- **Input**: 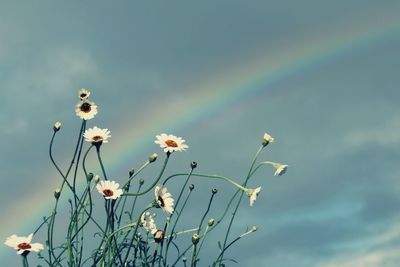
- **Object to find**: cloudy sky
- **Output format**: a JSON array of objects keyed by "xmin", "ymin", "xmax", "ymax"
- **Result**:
[{"xmin": 1, "ymin": 1, "xmax": 400, "ymax": 266}]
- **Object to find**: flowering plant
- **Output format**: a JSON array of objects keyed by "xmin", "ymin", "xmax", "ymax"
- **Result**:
[{"xmin": 5, "ymin": 89, "xmax": 288, "ymax": 267}]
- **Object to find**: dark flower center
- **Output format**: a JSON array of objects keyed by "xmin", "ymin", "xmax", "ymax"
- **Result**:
[
  {"xmin": 103, "ymin": 189, "xmax": 114, "ymax": 197},
  {"xmin": 157, "ymin": 196, "xmax": 165, "ymax": 207},
  {"xmin": 80, "ymin": 102, "xmax": 91, "ymax": 113},
  {"xmin": 165, "ymin": 140, "xmax": 178, "ymax": 147},
  {"xmin": 17, "ymin": 243, "xmax": 31, "ymax": 250},
  {"xmin": 92, "ymin": 135, "xmax": 103, "ymax": 142},
  {"xmin": 80, "ymin": 93, "xmax": 87, "ymax": 98}
]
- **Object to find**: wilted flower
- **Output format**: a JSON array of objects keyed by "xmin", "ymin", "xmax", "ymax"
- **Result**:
[
  {"xmin": 96, "ymin": 180, "xmax": 123, "ymax": 200},
  {"xmin": 79, "ymin": 88, "xmax": 91, "ymax": 100},
  {"xmin": 141, "ymin": 212, "xmax": 157, "ymax": 235},
  {"xmin": 155, "ymin": 133, "xmax": 188, "ymax": 153},
  {"xmin": 153, "ymin": 230, "xmax": 164, "ymax": 243},
  {"xmin": 75, "ymin": 100, "xmax": 98, "ymax": 120},
  {"xmin": 246, "ymin": 187, "xmax": 262, "ymax": 207},
  {"xmin": 273, "ymin": 163, "xmax": 288, "ymax": 176},
  {"xmin": 83, "ymin": 127, "xmax": 111, "ymax": 144},
  {"xmin": 4, "ymin": 234, "xmax": 44, "ymax": 255},
  {"xmin": 154, "ymin": 185, "xmax": 174, "ymax": 214},
  {"xmin": 262, "ymin": 132, "xmax": 274, "ymax": 146}
]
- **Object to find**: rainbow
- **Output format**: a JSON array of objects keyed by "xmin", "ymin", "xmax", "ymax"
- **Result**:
[{"xmin": 2, "ymin": 12, "xmax": 400, "ymax": 260}]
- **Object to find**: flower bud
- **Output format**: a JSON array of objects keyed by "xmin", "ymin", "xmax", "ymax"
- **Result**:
[
  {"xmin": 189, "ymin": 184, "xmax": 195, "ymax": 191},
  {"xmin": 207, "ymin": 218, "xmax": 215, "ymax": 227},
  {"xmin": 53, "ymin": 121, "xmax": 61, "ymax": 132},
  {"xmin": 87, "ymin": 172, "xmax": 94, "ymax": 182},
  {"xmin": 153, "ymin": 230, "xmax": 164, "ymax": 243},
  {"xmin": 94, "ymin": 175, "xmax": 100, "ymax": 183},
  {"xmin": 190, "ymin": 161, "xmax": 197, "ymax": 169},
  {"xmin": 192, "ymin": 233, "xmax": 200, "ymax": 245},
  {"xmin": 139, "ymin": 178, "xmax": 144, "ymax": 185},
  {"xmin": 251, "ymin": 226, "xmax": 257, "ymax": 232},
  {"xmin": 182, "ymin": 257, "xmax": 187, "ymax": 263},
  {"xmin": 54, "ymin": 188, "xmax": 61, "ymax": 199},
  {"xmin": 149, "ymin": 153, "xmax": 158, "ymax": 163},
  {"xmin": 212, "ymin": 188, "xmax": 218, "ymax": 194},
  {"xmin": 129, "ymin": 168, "xmax": 135, "ymax": 177}
]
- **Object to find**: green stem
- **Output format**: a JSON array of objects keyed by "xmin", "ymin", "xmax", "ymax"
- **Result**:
[
  {"xmin": 123, "ymin": 154, "xmax": 170, "ymax": 197},
  {"xmin": 96, "ymin": 145, "xmax": 108, "ymax": 180},
  {"xmin": 162, "ymin": 170, "xmax": 193, "ymax": 266},
  {"xmin": 21, "ymin": 255, "xmax": 29, "ymax": 267},
  {"xmin": 218, "ymin": 145, "xmax": 264, "ymax": 266}
]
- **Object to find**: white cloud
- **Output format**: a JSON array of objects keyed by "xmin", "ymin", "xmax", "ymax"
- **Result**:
[{"xmin": 315, "ymin": 223, "xmax": 400, "ymax": 267}]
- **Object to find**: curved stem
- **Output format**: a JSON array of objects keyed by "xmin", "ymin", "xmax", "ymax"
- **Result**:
[{"xmin": 123, "ymin": 154, "xmax": 170, "ymax": 197}]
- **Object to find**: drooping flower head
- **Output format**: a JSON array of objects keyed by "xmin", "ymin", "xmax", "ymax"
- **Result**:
[
  {"xmin": 83, "ymin": 127, "xmax": 111, "ymax": 145},
  {"xmin": 155, "ymin": 134, "xmax": 188, "ymax": 153},
  {"xmin": 247, "ymin": 186, "xmax": 262, "ymax": 207},
  {"xmin": 75, "ymin": 100, "xmax": 98, "ymax": 120},
  {"xmin": 96, "ymin": 180, "xmax": 123, "ymax": 200},
  {"xmin": 141, "ymin": 212, "xmax": 157, "ymax": 235},
  {"xmin": 262, "ymin": 132, "xmax": 274, "ymax": 146},
  {"xmin": 4, "ymin": 234, "xmax": 44, "ymax": 256},
  {"xmin": 273, "ymin": 163, "xmax": 288, "ymax": 176},
  {"xmin": 154, "ymin": 185, "xmax": 174, "ymax": 214},
  {"xmin": 79, "ymin": 88, "xmax": 91, "ymax": 100}
]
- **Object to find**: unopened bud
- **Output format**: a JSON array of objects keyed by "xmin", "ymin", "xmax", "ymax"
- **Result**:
[
  {"xmin": 190, "ymin": 161, "xmax": 197, "ymax": 169},
  {"xmin": 212, "ymin": 188, "xmax": 218, "ymax": 194},
  {"xmin": 94, "ymin": 175, "xmax": 100, "ymax": 183},
  {"xmin": 153, "ymin": 230, "xmax": 164, "ymax": 243},
  {"xmin": 139, "ymin": 178, "xmax": 144, "ymax": 185},
  {"xmin": 53, "ymin": 121, "xmax": 61, "ymax": 132},
  {"xmin": 54, "ymin": 188, "xmax": 61, "ymax": 199},
  {"xmin": 207, "ymin": 218, "xmax": 215, "ymax": 227},
  {"xmin": 189, "ymin": 184, "xmax": 195, "ymax": 191},
  {"xmin": 129, "ymin": 168, "xmax": 135, "ymax": 177},
  {"xmin": 192, "ymin": 233, "xmax": 200, "ymax": 245},
  {"xmin": 149, "ymin": 153, "xmax": 158, "ymax": 163},
  {"xmin": 87, "ymin": 172, "xmax": 94, "ymax": 182},
  {"xmin": 182, "ymin": 257, "xmax": 187, "ymax": 263},
  {"xmin": 251, "ymin": 226, "xmax": 257, "ymax": 232}
]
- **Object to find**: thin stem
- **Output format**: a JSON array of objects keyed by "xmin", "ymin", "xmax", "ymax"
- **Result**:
[
  {"xmin": 123, "ymin": 154, "xmax": 170, "ymax": 197},
  {"xmin": 218, "ymin": 145, "xmax": 264, "ymax": 266},
  {"xmin": 96, "ymin": 145, "xmax": 108, "ymax": 180}
]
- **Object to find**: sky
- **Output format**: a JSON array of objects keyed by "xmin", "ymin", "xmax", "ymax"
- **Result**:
[{"xmin": 1, "ymin": 1, "xmax": 400, "ymax": 266}]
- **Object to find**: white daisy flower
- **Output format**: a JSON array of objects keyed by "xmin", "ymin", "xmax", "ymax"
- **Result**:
[
  {"xmin": 83, "ymin": 127, "xmax": 111, "ymax": 144},
  {"xmin": 4, "ymin": 233, "xmax": 44, "ymax": 255},
  {"xmin": 246, "ymin": 186, "xmax": 262, "ymax": 207},
  {"xmin": 79, "ymin": 88, "xmax": 91, "ymax": 100},
  {"xmin": 75, "ymin": 100, "xmax": 98, "ymax": 120},
  {"xmin": 141, "ymin": 212, "xmax": 157, "ymax": 235},
  {"xmin": 155, "ymin": 134, "xmax": 188, "ymax": 153},
  {"xmin": 96, "ymin": 180, "xmax": 123, "ymax": 200},
  {"xmin": 154, "ymin": 185, "xmax": 174, "ymax": 214},
  {"xmin": 273, "ymin": 163, "xmax": 288, "ymax": 176}
]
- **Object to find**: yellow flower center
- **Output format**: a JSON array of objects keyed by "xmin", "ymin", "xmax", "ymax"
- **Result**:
[{"xmin": 165, "ymin": 140, "xmax": 178, "ymax": 147}]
